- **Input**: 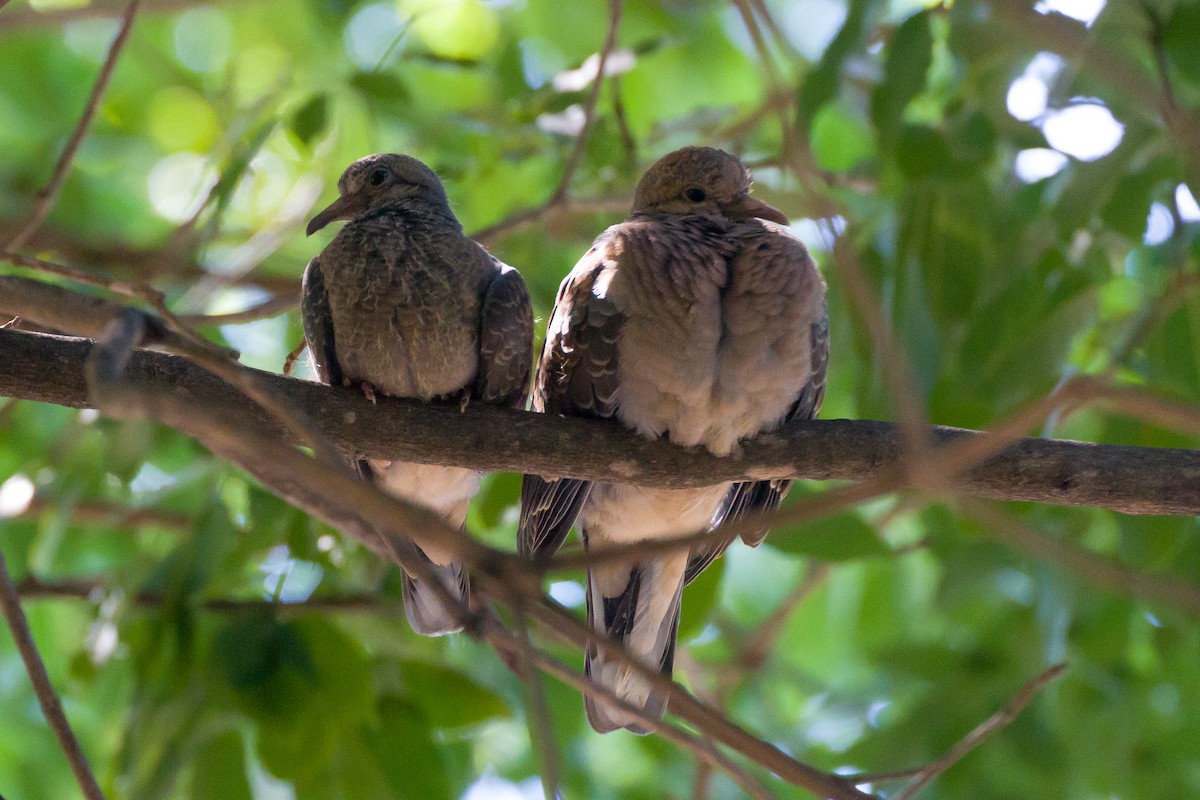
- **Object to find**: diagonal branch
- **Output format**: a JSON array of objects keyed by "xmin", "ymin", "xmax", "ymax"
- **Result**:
[
  {"xmin": 6, "ymin": 0, "xmax": 142, "ymax": 252},
  {"xmin": 892, "ymin": 663, "xmax": 1067, "ymax": 800},
  {"xmin": 73, "ymin": 314, "xmax": 864, "ymax": 799},
  {"xmin": 0, "ymin": 549, "xmax": 106, "ymax": 800},
  {"xmin": 962, "ymin": 500, "xmax": 1200, "ymax": 615},
  {"xmin": 471, "ymin": 0, "xmax": 624, "ymax": 244}
]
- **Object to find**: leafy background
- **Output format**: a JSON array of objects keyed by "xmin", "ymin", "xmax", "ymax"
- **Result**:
[{"xmin": 1, "ymin": 0, "xmax": 1199, "ymax": 797}]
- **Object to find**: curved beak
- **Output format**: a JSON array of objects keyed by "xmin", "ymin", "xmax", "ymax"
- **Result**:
[
  {"xmin": 723, "ymin": 194, "xmax": 789, "ymax": 226},
  {"xmin": 306, "ymin": 194, "xmax": 360, "ymax": 236}
]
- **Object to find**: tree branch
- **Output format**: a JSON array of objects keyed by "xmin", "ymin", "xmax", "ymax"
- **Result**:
[
  {"xmin": 15, "ymin": 575, "xmax": 390, "ymax": 612},
  {"xmin": 0, "ymin": 550, "xmax": 106, "ymax": 800},
  {"xmin": 1, "ymin": 328, "xmax": 1197, "ymax": 515},
  {"xmin": 70, "ymin": 314, "xmax": 866, "ymax": 799},
  {"xmin": 6, "ymin": 0, "xmax": 141, "ymax": 253},
  {"xmin": 892, "ymin": 663, "xmax": 1067, "ymax": 800}
]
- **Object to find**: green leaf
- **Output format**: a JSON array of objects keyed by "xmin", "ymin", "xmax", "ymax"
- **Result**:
[
  {"xmin": 768, "ymin": 511, "xmax": 889, "ymax": 561},
  {"xmin": 871, "ymin": 10, "xmax": 933, "ymax": 150},
  {"xmin": 385, "ymin": 659, "xmax": 508, "ymax": 730},
  {"xmin": 215, "ymin": 615, "xmax": 376, "ymax": 782},
  {"xmin": 1165, "ymin": 3, "xmax": 1200, "ymax": 88},
  {"xmin": 679, "ymin": 556, "xmax": 725, "ymax": 641},
  {"xmin": 811, "ymin": 103, "xmax": 875, "ymax": 172},
  {"xmin": 350, "ymin": 72, "xmax": 412, "ymax": 113},
  {"xmin": 798, "ymin": 0, "xmax": 873, "ymax": 128},
  {"xmin": 191, "ymin": 731, "xmax": 253, "ymax": 800},
  {"xmin": 289, "ymin": 93, "xmax": 328, "ymax": 146},
  {"xmin": 363, "ymin": 699, "xmax": 453, "ymax": 800}
]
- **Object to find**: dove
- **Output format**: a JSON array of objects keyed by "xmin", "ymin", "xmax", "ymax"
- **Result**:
[
  {"xmin": 303, "ymin": 153, "xmax": 533, "ymax": 636},
  {"xmin": 519, "ymin": 146, "xmax": 828, "ymax": 733}
]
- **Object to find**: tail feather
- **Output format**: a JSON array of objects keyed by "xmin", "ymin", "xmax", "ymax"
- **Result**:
[
  {"xmin": 584, "ymin": 552, "xmax": 685, "ymax": 734},
  {"xmin": 402, "ymin": 554, "xmax": 470, "ymax": 637}
]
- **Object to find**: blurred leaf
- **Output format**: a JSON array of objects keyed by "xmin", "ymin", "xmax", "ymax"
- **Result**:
[
  {"xmin": 363, "ymin": 698, "xmax": 453, "ymax": 800},
  {"xmin": 191, "ymin": 731, "xmax": 253, "ymax": 800},
  {"xmin": 679, "ymin": 556, "xmax": 725, "ymax": 641},
  {"xmin": 351, "ymin": 72, "xmax": 411, "ymax": 114},
  {"xmin": 1164, "ymin": 4, "xmax": 1200, "ymax": 87},
  {"xmin": 216, "ymin": 614, "xmax": 375, "ymax": 782},
  {"xmin": 768, "ymin": 511, "xmax": 889, "ymax": 561},
  {"xmin": 811, "ymin": 102, "xmax": 875, "ymax": 172},
  {"xmin": 798, "ymin": 0, "xmax": 873, "ymax": 128},
  {"xmin": 289, "ymin": 93, "xmax": 328, "ymax": 146},
  {"xmin": 389, "ymin": 659, "xmax": 508, "ymax": 730},
  {"xmin": 871, "ymin": 10, "xmax": 933, "ymax": 151}
]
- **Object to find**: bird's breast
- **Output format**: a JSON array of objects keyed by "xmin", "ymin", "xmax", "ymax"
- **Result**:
[
  {"xmin": 610, "ymin": 235, "xmax": 820, "ymax": 457},
  {"xmin": 323, "ymin": 241, "xmax": 484, "ymax": 399}
]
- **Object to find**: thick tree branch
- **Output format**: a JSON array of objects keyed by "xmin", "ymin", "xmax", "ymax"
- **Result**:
[
  {"xmin": 1, "ymin": 328, "xmax": 1197, "ymax": 515},
  {"xmin": 72, "ymin": 314, "xmax": 866, "ymax": 800}
]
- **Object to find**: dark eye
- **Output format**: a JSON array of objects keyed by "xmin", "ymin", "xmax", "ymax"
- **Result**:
[
  {"xmin": 368, "ymin": 168, "xmax": 389, "ymax": 186},
  {"xmin": 684, "ymin": 187, "xmax": 707, "ymax": 202}
]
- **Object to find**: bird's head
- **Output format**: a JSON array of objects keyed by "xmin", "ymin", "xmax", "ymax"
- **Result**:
[
  {"xmin": 306, "ymin": 153, "xmax": 452, "ymax": 235},
  {"xmin": 630, "ymin": 146, "xmax": 788, "ymax": 225}
]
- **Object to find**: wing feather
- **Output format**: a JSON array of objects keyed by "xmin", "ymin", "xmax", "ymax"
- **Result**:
[{"xmin": 518, "ymin": 239, "xmax": 625, "ymax": 558}]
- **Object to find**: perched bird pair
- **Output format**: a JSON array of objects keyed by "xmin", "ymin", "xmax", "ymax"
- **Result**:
[{"xmin": 302, "ymin": 147, "xmax": 828, "ymax": 734}]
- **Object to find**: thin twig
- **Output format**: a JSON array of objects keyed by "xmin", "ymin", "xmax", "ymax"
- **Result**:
[
  {"xmin": 831, "ymin": 232, "xmax": 935, "ymax": 484},
  {"xmin": 20, "ymin": 495, "xmax": 192, "ymax": 530},
  {"xmin": 471, "ymin": 195, "xmax": 629, "ymax": 246},
  {"xmin": 0, "ymin": 549, "xmax": 106, "ymax": 800},
  {"xmin": 16, "ymin": 575, "xmax": 389, "ymax": 613},
  {"xmin": 892, "ymin": 663, "xmax": 1068, "ymax": 800},
  {"xmin": 733, "ymin": 562, "xmax": 832, "ymax": 672},
  {"xmin": 693, "ymin": 760, "xmax": 714, "ymax": 800},
  {"xmin": 484, "ymin": 624, "xmax": 779, "ymax": 800},
  {"xmin": 523, "ymin": 598, "xmax": 874, "ymax": 799},
  {"xmin": 283, "ymin": 338, "xmax": 308, "ymax": 376},
  {"xmin": 513, "ymin": 606, "xmax": 561, "ymax": 800},
  {"xmin": 470, "ymin": 0, "xmax": 624, "ymax": 245},
  {"xmin": 962, "ymin": 499, "xmax": 1200, "ymax": 615},
  {"xmin": 550, "ymin": 0, "xmax": 623, "ymax": 204},
  {"xmin": 6, "ymin": 0, "xmax": 142, "ymax": 252},
  {"xmin": 179, "ymin": 293, "xmax": 297, "ymax": 326}
]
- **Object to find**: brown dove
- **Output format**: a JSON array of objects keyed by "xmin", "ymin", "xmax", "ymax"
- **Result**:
[
  {"xmin": 303, "ymin": 153, "xmax": 533, "ymax": 636},
  {"xmin": 519, "ymin": 146, "xmax": 828, "ymax": 733}
]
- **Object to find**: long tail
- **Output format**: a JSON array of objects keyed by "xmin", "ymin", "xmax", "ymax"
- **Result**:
[
  {"xmin": 358, "ymin": 459, "xmax": 475, "ymax": 637},
  {"xmin": 584, "ymin": 543, "xmax": 686, "ymax": 734},
  {"xmin": 401, "ymin": 551, "xmax": 470, "ymax": 636}
]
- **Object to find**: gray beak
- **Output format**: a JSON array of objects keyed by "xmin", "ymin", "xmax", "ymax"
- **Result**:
[
  {"xmin": 723, "ymin": 194, "xmax": 789, "ymax": 226},
  {"xmin": 306, "ymin": 194, "xmax": 361, "ymax": 236}
]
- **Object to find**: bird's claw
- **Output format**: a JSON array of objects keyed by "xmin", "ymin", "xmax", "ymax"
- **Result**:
[
  {"xmin": 360, "ymin": 381, "xmax": 379, "ymax": 404},
  {"xmin": 458, "ymin": 389, "xmax": 471, "ymax": 413}
]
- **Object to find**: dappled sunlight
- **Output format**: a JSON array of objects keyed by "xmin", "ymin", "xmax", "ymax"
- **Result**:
[
  {"xmin": 1015, "ymin": 148, "xmax": 1068, "ymax": 182},
  {"xmin": 1, "ymin": 0, "xmax": 1199, "ymax": 797},
  {"xmin": 1036, "ymin": 0, "xmax": 1106, "ymax": 26},
  {"xmin": 1041, "ymin": 101, "xmax": 1125, "ymax": 161},
  {"xmin": 0, "ymin": 474, "xmax": 34, "ymax": 519}
]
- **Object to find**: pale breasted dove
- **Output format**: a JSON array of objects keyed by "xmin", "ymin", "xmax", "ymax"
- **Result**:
[
  {"xmin": 303, "ymin": 153, "xmax": 533, "ymax": 636},
  {"xmin": 519, "ymin": 146, "xmax": 828, "ymax": 733}
]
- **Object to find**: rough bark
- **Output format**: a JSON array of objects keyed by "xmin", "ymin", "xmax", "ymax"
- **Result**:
[{"xmin": 2, "ymin": 328, "xmax": 1197, "ymax": 515}]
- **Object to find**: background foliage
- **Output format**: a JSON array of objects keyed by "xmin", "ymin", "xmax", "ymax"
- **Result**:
[{"xmin": 1, "ymin": 0, "xmax": 1199, "ymax": 797}]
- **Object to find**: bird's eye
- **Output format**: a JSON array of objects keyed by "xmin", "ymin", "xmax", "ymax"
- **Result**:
[
  {"xmin": 684, "ymin": 187, "xmax": 707, "ymax": 202},
  {"xmin": 368, "ymin": 168, "xmax": 389, "ymax": 186}
]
